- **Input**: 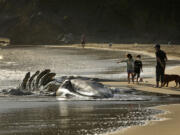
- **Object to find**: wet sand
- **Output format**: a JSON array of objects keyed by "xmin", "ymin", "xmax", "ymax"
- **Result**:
[
  {"xmin": 102, "ymin": 66, "xmax": 180, "ymax": 95},
  {"xmin": 89, "ymin": 44, "xmax": 180, "ymax": 135},
  {"xmin": 47, "ymin": 44, "xmax": 180, "ymax": 135},
  {"xmin": 104, "ymin": 66, "xmax": 180, "ymax": 135},
  {"xmin": 2, "ymin": 44, "xmax": 180, "ymax": 135},
  {"xmin": 67, "ymin": 43, "xmax": 180, "ymax": 95},
  {"xmin": 109, "ymin": 104, "xmax": 180, "ymax": 135}
]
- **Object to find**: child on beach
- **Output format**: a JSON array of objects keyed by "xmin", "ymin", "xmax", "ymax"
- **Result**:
[
  {"xmin": 134, "ymin": 55, "xmax": 143, "ymax": 83},
  {"xmin": 117, "ymin": 54, "xmax": 134, "ymax": 84}
]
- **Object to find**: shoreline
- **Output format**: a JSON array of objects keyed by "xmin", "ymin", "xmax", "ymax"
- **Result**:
[
  {"xmin": 105, "ymin": 65, "xmax": 180, "ymax": 135},
  {"xmin": 80, "ymin": 44, "xmax": 180, "ymax": 135},
  {"xmin": 47, "ymin": 44, "xmax": 180, "ymax": 135},
  {"xmin": 2, "ymin": 44, "xmax": 180, "ymax": 135},
  {"xmin": 52, "ymin": 44, "xmax": 180, "ymax": 135},
  {"xmin": 109, "ymin": 104, "xmax": 180, "ymax": 135},
  {"xmin": 44, "ymin": 43, "xmax": 180, "ymax": 60}
]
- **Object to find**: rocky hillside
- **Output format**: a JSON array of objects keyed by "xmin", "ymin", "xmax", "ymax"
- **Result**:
[{"xmin": 0, "ymin": 0, "xmax": 180, "ymax": 44}]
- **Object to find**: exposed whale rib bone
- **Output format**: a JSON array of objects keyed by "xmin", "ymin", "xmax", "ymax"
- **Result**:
[
  {"xmin": 20, "ymin": 72, "xmax": 30, "ymax": 90},
  {"xmin": 35, "ymin": 69, "xmax": 50, "ymax": 89},
  {"xmin": 40, "ymin": 72, "xmax": 56, "ymax": 86},
  {"xmin": 4, "ymin": 70, "xmax": 113, "ymax": 98},
  {"xmin": 28, "ymin": 70, "xmax": 40, "ymax": 90}
]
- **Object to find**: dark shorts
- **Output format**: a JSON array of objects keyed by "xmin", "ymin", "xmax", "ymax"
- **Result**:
[
  {"xmin": 134, "ymin": 69, "xmax": 140, "ymax": 74},
  {"xmin": 134, "ymin": 69, "xmax": 140, "ymax": 77},
  {"xmin": 127, "ymin": 69, "xmax": 134, "ymax": 74}
]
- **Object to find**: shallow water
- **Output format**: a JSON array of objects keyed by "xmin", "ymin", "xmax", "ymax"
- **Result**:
[
  {"xmin": 1, "ymin": 96, "xmax": 180, "ymax": 135},
  {"xmin": 1, "ymin": 46, "xmax": 179, "ymax": 89},
  {"xmin": 0, "ymin": 46, "xmax": 157, "ymax": 89},
  {"xmin": 0, "ymin": 46, "xmax": 180, "ymax": 135},
  {"xmin": 0, "ymin": 97, "xmax": 166, "ymax": 135}
]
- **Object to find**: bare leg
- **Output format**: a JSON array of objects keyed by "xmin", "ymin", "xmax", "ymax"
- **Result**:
[
  {"xmin": 136, "ymin": 76, "xmax": 139, "ymax": 83},
  {"xmin": 156, "ymin": 81, "xmax": 159, "ymax": 88},
  {"xmin": 128, "ymin": 73, "xmax": 130, "ymax": 84},
  {"xmin": 161, "ymin": 82, "xmax": 165, "ymax": 87},
  {"xmin": 131, "ymin": 73, "xmax": 134, "ymax": 83},
  {"xmin": 166, "ymin": 82, "xmax": 169, "ymax": 87}
]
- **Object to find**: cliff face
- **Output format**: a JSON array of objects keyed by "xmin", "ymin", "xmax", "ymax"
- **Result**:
[{"xmin": 0, "ymin": 0, "xmax": 180, "ymax": 44}]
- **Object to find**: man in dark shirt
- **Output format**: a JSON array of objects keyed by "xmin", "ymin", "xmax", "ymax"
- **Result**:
[{"xmin": 154, "ymin": 44, "xmax": 168, "ymax": 87}]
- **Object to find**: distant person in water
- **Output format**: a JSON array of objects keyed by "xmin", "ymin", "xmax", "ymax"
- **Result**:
[
  {"xmin": 134, "ymin": 55, "xmax": 143, "ymax": 83},
  {"xmin": 117, "ymin": 54, "xmax": 134, "ymax": 84},
  {"xmin": 81, "ymin": 34, "xmax": 86, "ymax": 48},
  {"xmin": 154, "ymin": 44, "xmax": 168, "ymax": 88}
]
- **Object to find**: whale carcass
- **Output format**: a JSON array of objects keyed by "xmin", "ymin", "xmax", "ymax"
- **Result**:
[
  {"xmin": 56, "ymin": 79, "xmax": 113, "ymax": 99},
  {"xmin": 0, "ymin": 69, "xmax": 113, "ymax": 99}
]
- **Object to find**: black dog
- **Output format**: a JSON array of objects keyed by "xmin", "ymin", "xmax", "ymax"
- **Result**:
[
  {"xmin": 175, "ymin": 75, "xmax": 180, "ymax": 87},
  {"xmin": 162, "ymin": 74, "xmax": 180, "ymax": 87}
]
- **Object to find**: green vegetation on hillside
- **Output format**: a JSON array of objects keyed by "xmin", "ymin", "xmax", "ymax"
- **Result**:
[{"xmin": 0, "ymin": 0, "xmax": 180, "ymax": 44}]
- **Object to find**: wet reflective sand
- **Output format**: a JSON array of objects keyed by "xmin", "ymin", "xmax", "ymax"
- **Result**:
[
  {"xmin": 0, "ymin": 46, "xmax": 180, "ymax": 135},
  {"xmin": 0, "ymin": 97, "xmax": 166, "ymax": 135},
  {"xmin": 1, "ymin": 96, "xmax": 180, "ymax": 135},
  {"xmin": 0, "ymin": 46, "xmax": 158, "ymax": 89}
]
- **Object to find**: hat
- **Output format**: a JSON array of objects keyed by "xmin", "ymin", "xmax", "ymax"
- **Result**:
[{"xmin": 154, "ymin": 44, "xmax": 160, "ymax": 48}]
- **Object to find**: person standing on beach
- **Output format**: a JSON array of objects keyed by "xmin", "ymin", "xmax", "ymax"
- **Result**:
[
  {"xmin": 154, "ymin": 44, "xmax": 168, "ymax": 88},
  {"xmin": 81, "ymin": 34, "xmax": 86, "ymax": 48},
  {"xmin": 134, "ymin": 55, "xmax": 143, "ymax": 83},
  {"xmin": 117, "ymin": 54, "xmax": 134, "ymax": 84}
]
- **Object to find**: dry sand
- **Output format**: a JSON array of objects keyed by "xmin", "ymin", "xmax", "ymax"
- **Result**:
[{"xmin": 72, "ymin": 43, "xmax": 180, "ymax": 60}]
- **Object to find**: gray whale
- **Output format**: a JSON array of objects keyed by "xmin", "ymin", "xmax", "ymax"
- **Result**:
[
  {"xmin": 0, "ymin": 70, "xmax": 165, "ymax": 102},
  {"xmin": 1, "ymin": 70, "xmax": 113, "ymax": 99},
  {"xmin": 56, "ymin": 79, "xmax": 113, "ymax": 99}
]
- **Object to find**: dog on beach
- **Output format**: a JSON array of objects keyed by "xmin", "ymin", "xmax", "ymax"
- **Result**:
[
  {"xmin": 162, "ymin": 74, "xmax": 180, "ymax": 87},
  {"xmin": 175, "ymin": 75, "xmax": 180, "ymax": 87}
]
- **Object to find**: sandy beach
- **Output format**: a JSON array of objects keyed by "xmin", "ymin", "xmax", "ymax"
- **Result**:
[
  {"xmin": 106, "ymin": 65, "xmax": 180, "ymax": 135},
  {"xmin": 64, "ymin": 43, "xmax": 180, "ymax": 94},
  {"xmin": 109, "ymin": 104, "xmax": 180, "ymax": 135},
  {"xmin": 2, "ymin": 44, "xmax": 180, "ymax": 135},
  {"xmin": 102, "ymin": 66, "xmax": 180, "ymax": 95},
  {"xmin": 87, "ymin": 44, "xmax": 180, "ymax": 135},
  {"xmin": 57, "ymin": 43, "xmax": 180, "ymax": 135}
]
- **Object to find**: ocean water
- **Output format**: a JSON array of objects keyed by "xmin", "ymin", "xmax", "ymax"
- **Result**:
[
  {"xmin": 0, "ymin": 46, "xmax": 180, "ymax": 135},
  {"xmin": 0, "ymin": 97, "xmax": 165, "ymax": 135},
  {"xmin": 0, "ymin": 46, "xmax": 158, "ymax": 89}
]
